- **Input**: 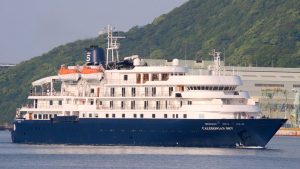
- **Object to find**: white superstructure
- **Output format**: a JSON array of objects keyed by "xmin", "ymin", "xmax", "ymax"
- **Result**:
[{"xmin": 17, "ymin": 26, "xmax": 261, "ymax": 121}]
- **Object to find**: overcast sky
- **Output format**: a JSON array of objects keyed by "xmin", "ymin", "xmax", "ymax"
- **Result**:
[{"xmin": 0, "ymin": 0, "xmax": 186, "ymax": 64}]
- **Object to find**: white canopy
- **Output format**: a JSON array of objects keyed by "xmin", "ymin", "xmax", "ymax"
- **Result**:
[{"xmin": 32, "ymin": 76, "xmax": 59, "ymax": 86}]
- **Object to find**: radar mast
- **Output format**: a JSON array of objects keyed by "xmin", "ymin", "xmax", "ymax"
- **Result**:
[
  {"xmin": 106, "ymin": 25, "xmax": 125, "ymax": 67},
  {"xmin": 209, "ymin": 49, "xmax": 222, "ymax": 76}
]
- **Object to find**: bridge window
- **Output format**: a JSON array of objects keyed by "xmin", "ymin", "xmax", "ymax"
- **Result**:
[
  {"xmin": 162, "ymin": 74, "xmax": 169, "ymax": 81},
  {"xmin": 143, "ymin": 74, "xmax": 149, "ymax": 83},
  {"xmin": 152, "ymin": 73, "xmax": 159, "ymax": 81},
  {"xmin": 136, "ymin": 74, "xmax": 141, "ymax": 84}
]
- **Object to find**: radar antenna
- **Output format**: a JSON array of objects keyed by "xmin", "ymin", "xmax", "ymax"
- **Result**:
[
  {"xmin": 209, "ymin": 49, "xmax": 222, "ymax": 76},
  {"xmin": 106, "ymin": 25, "xmax": 125, "ymax": 67}
]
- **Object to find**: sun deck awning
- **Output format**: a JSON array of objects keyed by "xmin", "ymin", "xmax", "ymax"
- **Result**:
[{"xmin": 32, "ymin": 76, "xmax": 59, "ymax": 86}]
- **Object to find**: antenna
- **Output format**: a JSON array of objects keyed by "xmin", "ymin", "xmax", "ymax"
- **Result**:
[
  {"xmin": 184, "ymin": 43, "xmax": 187, "ymax": 67},
  {"xmin": 105, "ymin": 25, "xmax": 125, "ymax": 67},
  {"xmin": 223, "ymin": 48, "xmax": 226, "ymax": 76},
  {"xmin": 223, "ymin": 48, "xmax": 226, "ymax": 66},
  {"xmin": 209, "ymin": 49, "xmax": 222, "ymax": 76}
]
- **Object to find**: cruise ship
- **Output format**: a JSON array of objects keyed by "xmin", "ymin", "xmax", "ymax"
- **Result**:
[{"xmin": 11, "ymin": 26, "xmax": 286, "ymax": 147}]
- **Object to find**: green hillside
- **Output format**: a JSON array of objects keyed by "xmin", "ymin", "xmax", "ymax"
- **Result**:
[{"xmin": 1, "ymin": 0, "xmax": 300, "ymax": 124}]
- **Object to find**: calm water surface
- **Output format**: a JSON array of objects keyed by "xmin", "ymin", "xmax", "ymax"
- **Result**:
[{"xmin": 0, "ymin": 130, "xmax": 299, "ymax": 169}]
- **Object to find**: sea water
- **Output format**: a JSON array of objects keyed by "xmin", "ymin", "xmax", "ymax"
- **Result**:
[{"xmin": 0, "ymin": 130, "xmax": 299, "ymax": 169}]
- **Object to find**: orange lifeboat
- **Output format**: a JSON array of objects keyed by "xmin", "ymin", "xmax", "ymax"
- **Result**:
[
  {"xmin": 58, "ymin": 65, "xmax": 79, "ymax": 75},
  {"xmin": 81, "ymin": 66, "xmax": 102, "ymax": 74}
]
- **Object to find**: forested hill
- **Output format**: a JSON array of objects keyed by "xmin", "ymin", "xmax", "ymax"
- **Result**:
[
  {"xmin": 120, "ymin": 0, "xmax": 300, "ymax": 67},
  {"xmin": 1, "ymin": 0, "xmax": 300, "ymax": 124}
]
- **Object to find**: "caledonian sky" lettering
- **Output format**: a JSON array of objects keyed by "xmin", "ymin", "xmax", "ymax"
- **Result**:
[{"xmin": 202, "ymin": 126, "xmax": 234, "ymax": 131}]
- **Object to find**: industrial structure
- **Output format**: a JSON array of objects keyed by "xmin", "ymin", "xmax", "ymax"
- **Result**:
[{"xmin": 0, "ymin": 63, "xmax": 15, "ymax": 71}]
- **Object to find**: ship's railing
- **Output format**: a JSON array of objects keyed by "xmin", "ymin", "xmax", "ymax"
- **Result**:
[
  {"xmin": 21, "ymin": 104, "xmax": 62, "ymax": 109},
  {"xmin": 29, "ymin": 92, "xmax": 62, "ymax": 96},
  {"xmin": 96, "ymin": 104, "xmax": 180, "ymax": 110},
  {"xmin": 21, "ymin": 104, "xmax": 34, "ymax": 108},
  {"xmin": 106, "ymin": 79, "xmax": 137, "ymax": 84},
  {"xmin": 102, "ymin": 91, "xmax": 174, "ymax": 98},
  {"xmin": 28, "ymin": 91, "xmax": 174, "ymax": 98},
  {"xmin": 56, "ymin": 91, "xmax": 175, "ymax": 98},
  {"xmin": 105, "ymin": 75, "xmax": 172, "ymax": 84}
]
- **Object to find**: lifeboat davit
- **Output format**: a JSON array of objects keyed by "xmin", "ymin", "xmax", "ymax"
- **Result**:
[
  {"xmin": 58, "ymin": 65, "xmax": 79, "ymax": 75},
  {"xmin": 81, "ymin": 66, "xmax": 102, "ymax": 74}
]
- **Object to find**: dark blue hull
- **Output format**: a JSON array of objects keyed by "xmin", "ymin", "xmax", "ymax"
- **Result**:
[{"xmin": 11, "ymin": 118, "xmax": 286, "ymax": 147}]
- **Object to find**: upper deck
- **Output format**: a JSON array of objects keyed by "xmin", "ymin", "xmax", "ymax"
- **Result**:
[{"xmin": 15, "ymin": 25, "xmax": 261, "ymax": 121}]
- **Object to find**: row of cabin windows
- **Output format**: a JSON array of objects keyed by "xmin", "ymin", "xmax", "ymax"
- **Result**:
[
  {"xmin": 187, "ymin": 86, "xmax": 236, "ymax": 91},
  {"xmin": 107, "ymin": 100, "xmax": 189, "ymax": 109},
  {"xmin": 109, "ymin": 86, "xmax": 184, "ymax": 97},
  {"xmin": 82, "ymin": 113, "xmax": 187, "ymax": 119},
  {"xmin": 33, "ymin": 114, "xmax": 57, "ymax": 120},
  {"xmin": 111, "ymin": 87, "xmax": 156, "ymax": 97},
  {"xmin": 110, "ymin": 88, "xmax": 138, "ymax": 97},
  {"xmin": 124, "ymin": 73, "xmax": 185, "ymax": 84},
  {"xmin": 125, "ymin": 73, "xmax": 171, "ymax": 83},
  {"xmin": 59, "ymin": 99, "xmax": 191, "ymax": 108}
]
